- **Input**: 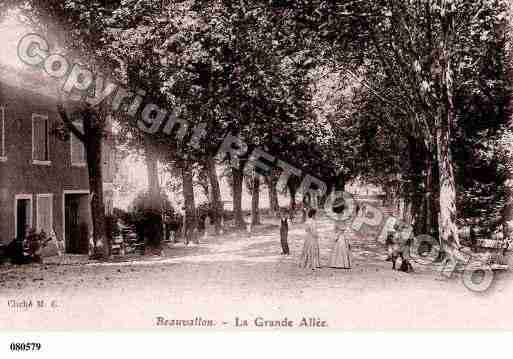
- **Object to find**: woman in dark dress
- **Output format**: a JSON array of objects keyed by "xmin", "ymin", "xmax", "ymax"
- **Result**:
[{"xmin": 280, "ymin": 210, "xmax": 290, "ymax": 255}]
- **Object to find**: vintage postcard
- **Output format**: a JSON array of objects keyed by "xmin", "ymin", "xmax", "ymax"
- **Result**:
[{"xmin": 1, "ymin": 0, "xmax": 513, "ymax": 337}]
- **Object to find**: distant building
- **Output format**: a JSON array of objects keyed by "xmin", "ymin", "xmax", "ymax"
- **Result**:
[{"xmin": 0, "ymin": 78, "xmax": 115, "ymax": 254}]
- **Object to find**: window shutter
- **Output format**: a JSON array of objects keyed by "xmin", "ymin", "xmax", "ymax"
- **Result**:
[
  {"xmin": 71, "ymin": 122, "xmax": 86, "ymax": 165},
  {"xmin": 37, "ymin": 195, "xmax": 53, "ymax": 234},
  {"xmin": 33, "ymin": 116, "xmax": 49, "ymax": 161},
  {"xmin": 72, "ymin": 133, "xmax": 86, "ymax": 164},
  {"xmin": 1, "ymin": 107, "xmax": 5, "ymax": 157}
]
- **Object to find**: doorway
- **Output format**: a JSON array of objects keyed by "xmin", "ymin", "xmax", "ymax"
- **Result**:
[
  {"xmin": 15, "ymin": 195, "xmax": 32, "ymax": 240},
  {"xmin": 64, "ymin": 192, "xmax": 91, "ymax": 254}
]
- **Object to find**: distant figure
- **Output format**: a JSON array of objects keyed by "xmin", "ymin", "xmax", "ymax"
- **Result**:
[
  {"xmin": 4, "ymin": 237, "xmax": 30, "ymax": 264},
  {"xmin": 203, "ymin": 215, "xmax": 210, "ymax": 240},
  {"xmin": 88, "ymin": 230, "xmax": 95, "ymax": 257},
  {"xmin": 301, "ymin": 206, "xmax": 307, "ymax": 223},
  {"xmin": 26, "ymin": 229, "xmax": 43, "ymax": 263},
  {"xmin": 192, "ymin": 227, "xmax": 200, "ymax": 245},
  {"xmin": 328, "ymin": 213, "xmax": 352, "ymax": 269},
  {"xmin": 385, "ymin": 225, "xmax": 413, "ymax": 272},
  {"xmin": 246, "ymin": 213, "xmax": 252, "ymax": 235},
  {"xmin": 289, "ymin": 203, "xmax": 295, "ymax": 222},
  {"xmin": 40, "ymin": 228, "xmax": 61, "ymax": 257},
  {"xmin": 53, "ymin": 229, "xmax": 65, "ymax": 256},
  {"xmin": 360, "ymin": 203, "xmax": 367, "ymax": 217},
  {"xmin": 181, "ymin": 207, "xmax": 188, "ymax": 246},
  {"xmin": 280, "ymin": 210, "xmax": 290, "ymax": 255},
  {"xmin": 299, "ymin": 209, "xmax": 321, "ymax": 270},
  {"xmin": 398, "ymin": 254, "xmax": 414, "ymax": 273},
  {"xmin": 385, "ymin": 230, "xmax": 399, "ymax": 263}
]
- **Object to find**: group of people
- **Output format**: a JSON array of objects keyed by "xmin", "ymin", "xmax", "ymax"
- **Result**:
[
  {"xmin": 279, "ymin": 207, "xmax": 352, "ymax": 270},
  {"xmin": 0, "ymin": 228, "xmax": 63, "ymax": 265}
]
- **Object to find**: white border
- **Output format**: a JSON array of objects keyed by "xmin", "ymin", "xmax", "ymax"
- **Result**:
[
  {"xmin": 1, "ymin": 332, "xmax": 512, "ymax": 359},
  {"xmin": 14, "ymin": 193, "xmax": 33, "ymax": 239},
  {"xmin": 36, "ymin": 193, "xmax": 54, "ymax": 233},
  {"xmin": 32, "ymin": 113, "xmax": 51, "ymax": 166},
  {"xmin": 62, "ymin": 189, "xmax": 90, "ymax": 253},
  {"xmin": 0, "ymin": 105, "xmax": 6, "ymax": 161}
]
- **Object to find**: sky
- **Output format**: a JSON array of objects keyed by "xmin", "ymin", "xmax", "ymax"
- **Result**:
[
  {"xmin": 0, "ymin": 13, "xmax": 30, "ymax": 69},
  {"xmin": 0, "ymin": 13, "xmax": 148, "ymax": 210},
  {"xmin": 0, "ymin": 13, "xmax": 149, "ymax": 210}
]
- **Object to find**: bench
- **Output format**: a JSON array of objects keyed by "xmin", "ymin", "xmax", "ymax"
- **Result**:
[
  {"xmin": 110, "ymin": 235, "xmax": 125, "ymax": 256},
  {"xmin": 459, "ymin": 225, "xmax": 510, "ymax": 270}
]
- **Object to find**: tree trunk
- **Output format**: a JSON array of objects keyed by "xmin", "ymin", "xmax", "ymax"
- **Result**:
[
  {"xmin": 407, "ymin": 136, "xmax": 432, "ymax": 236},
  {"xmin": 402, "ymin": 197, "xmax": 412, "ymax": 224},
  {"xmin": 427, "ymin": 2, "xmax": 459, "ymax": 268},
  {"xmin": 425, "ymin": 154, "xmax": 440, "ymax": 239},
  {"xmin": 144, "ymin": 142, "xmax": 162, "ymax": 253},
  {"xmin": 436, "ymin": 125, "xmax": 460, "ymax": 250},
  {"xmin": 502, "ymin": 145, "xmax": 513, "ymax": 249},
  {"xmin": 398, "ymin": 197, "xmax": 405, "ymax": 219},
  {"xmin": 412, "ymin": 190, "xmax": 426, "ymax": 235},
  {"xmin": 268, "ymin": 181, "xmax": 279, "ymax": 215},
  {"xmin": 436, "ymin": 24, "xmax": 460, "ymax": 251},
  {"xmin": 231, "ymin": 166, "xmax": 246, "ymax": 229},
  {"xmin": 206, "ymin": 157, "xmax": 223, "ymax": 235},
  {"xmin": 502, "ymin": 5, "xmax": 513, "ymax": 253},
  {"xmin": 334, "ymin": 172, "xmax": 346, "ymax": 192},
  {"xmin": 182, "ymin": 162, "xmax": 197, "ymax": 245},
  {"xmin": 85, "ymin": 125, "xmax": 109, "ymax": 259},
  {"xmin": 251, "ymin": 174, "xmax": 261, "ymax": 226},
  {"xmin": 289, "ymin": 186, "xmax": 297, "ymax": 212},
  {"xmin": 383, "ymin": 184, "xmax": 390, "ymax": 207}
]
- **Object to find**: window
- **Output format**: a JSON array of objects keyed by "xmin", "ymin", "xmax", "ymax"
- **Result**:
[
  {"xmin": 32, "ymin": 114, "xmax": 50, "ymax": 165},
  {"xmin": 36, "ymin": 194, "xmax": 53, "ymax": 234},
  {"xmin": 0, "ymin": 106, "xmax": 5, "ymax": 161},
  {"xmin": 70, "ymin": 122, "xmax": 86, "ymax": 166}
]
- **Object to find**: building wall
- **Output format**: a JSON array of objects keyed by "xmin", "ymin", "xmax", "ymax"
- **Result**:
[{"xmin": 0, "ymin": 82, "xmax": 90, "ymax": 244}]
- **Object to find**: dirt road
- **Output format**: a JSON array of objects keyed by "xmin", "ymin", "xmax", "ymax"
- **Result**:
[{"xmin": 1, "ymin": 217, "xmax": 512, "ymax": 329}]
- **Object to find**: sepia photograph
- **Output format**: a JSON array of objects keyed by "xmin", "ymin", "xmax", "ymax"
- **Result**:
[{"xmin": 1, "ymin": 0, "xmax": 513, "ymax": 343}]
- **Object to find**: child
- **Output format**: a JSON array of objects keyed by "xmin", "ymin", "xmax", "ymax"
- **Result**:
[
  {"xmin": 51, "ymin": 229, "xmax": 64, "ymax": 256},
  {"xmin": 280, "ymin": 210, "xmax": 290, "ymax": 255}
]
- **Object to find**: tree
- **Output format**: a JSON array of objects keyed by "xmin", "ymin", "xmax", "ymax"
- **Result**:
[{"xmin": 311, "ymin": 0, "xmax": 505, "ymax": 255}]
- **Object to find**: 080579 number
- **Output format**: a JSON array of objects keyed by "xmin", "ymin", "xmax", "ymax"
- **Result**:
[{"xmin": 10, "ymin": 342, "xmax": 42, "ymax": 351}]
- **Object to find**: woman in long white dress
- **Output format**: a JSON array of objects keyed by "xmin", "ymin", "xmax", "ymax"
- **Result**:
[
  {"xmin": 328, "ymin": 214, "xmax": 352, "ymax": 269},
  {"xmin": 299, "ymin": 209, "xmax": 321, "ymax": 269}
]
